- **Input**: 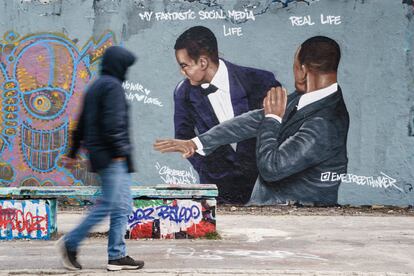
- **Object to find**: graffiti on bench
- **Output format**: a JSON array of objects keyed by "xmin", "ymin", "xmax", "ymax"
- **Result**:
[
  {"xmin": 0, "ymin": 199, "xmax": 53, "ymax": 239},
  {"xmin": 127, "ymin": 199, "xmax": 216, "ymax": 239}
]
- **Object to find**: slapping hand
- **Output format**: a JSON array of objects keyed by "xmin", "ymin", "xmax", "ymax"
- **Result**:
[
  {"xmin": 153, "ymin": 139, "xmax": 197, "ymax": 158},
  {"xmin": 263, "ymin": 86, "xmax": 287, "ymax": 117}
]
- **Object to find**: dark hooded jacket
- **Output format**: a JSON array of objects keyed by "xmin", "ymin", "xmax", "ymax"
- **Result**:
[{"xmin": 69, "ymin": 46, "xmax": 136, "ymax": 173}]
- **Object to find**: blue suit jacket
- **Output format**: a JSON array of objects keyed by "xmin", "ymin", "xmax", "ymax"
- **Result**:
[{"xmin": 173, "ymin": 59, "xmax": 280, "ymax": 183}]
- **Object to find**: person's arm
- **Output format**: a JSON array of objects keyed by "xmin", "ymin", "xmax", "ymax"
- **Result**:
[
  {"xmin": 154, "ymin": 108, "xmax": 265, "ymax": 157},
  {"xmin": 198, "ymin": 85, "xmax": 286, "ymax": 155},
  {"xmin": 154, "ymin": 88, "xmax": 284, "ymax": 157},
  {"xmin": 154, "ymin": 108, "xmax": 264, "ymax": 157},
  {"xmin": 197, "ymin": 108, "xmax": 265, "ymax": 155},
  {"xmin": 101, "ymin": 82, "xmax": 131, "ymax": 157}
]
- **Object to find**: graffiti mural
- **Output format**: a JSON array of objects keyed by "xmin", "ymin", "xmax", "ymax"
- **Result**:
[
  {"xmin": 0, "ymin": 199, "xmax": 55, "ymax": 239},
  {"xmin": 127, "ymin": 199, "xmax": 216, "ymax": 239},
  {"xmin": 0, "ymin": 31, "xmax": 115, "ymax": 187}
]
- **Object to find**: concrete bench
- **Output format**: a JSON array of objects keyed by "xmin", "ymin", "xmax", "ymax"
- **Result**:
[{"xmin": 0, "ymin": 184, "xmax": 217, "ymax": 240}]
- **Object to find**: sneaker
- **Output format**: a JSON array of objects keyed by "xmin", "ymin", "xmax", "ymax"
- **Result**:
[
  {"xmin": 55, "ymin": 236, "xmax": 82, "ymax": 270},
  {"xmin": 107, "ymin": 256, "xmax": 144, "ymax": 271}
]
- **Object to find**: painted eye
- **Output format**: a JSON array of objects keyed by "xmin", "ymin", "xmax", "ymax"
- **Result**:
[
  {"xmin": 23, "ymin": 88, "xmax": 67, "ymax": 119},
  {"xmin": 33, "ymin": 95, "xmax": 51, "ymax": 113}
]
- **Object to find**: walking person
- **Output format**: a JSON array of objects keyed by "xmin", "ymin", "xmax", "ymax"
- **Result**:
[{"xmin": 57, "ymin": 46, "xmax": 144, "ymax": 271}]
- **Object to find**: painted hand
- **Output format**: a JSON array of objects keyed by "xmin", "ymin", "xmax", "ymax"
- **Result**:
[
  {"xmin": 263, "ymin": 86, "xmax": 287, "ymax": 117},
  {"xmin": 153, "ymin": 139, "xmax": 197, "ymax": 158},
  {"xmin": 60, "ymin": 155, "xmax": 77, "ymax": 168}
]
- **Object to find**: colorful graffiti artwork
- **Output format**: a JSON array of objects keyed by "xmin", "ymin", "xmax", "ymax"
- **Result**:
[
  {"xmin": 127, "ymin": 199, "xmax": 216, "ymax": 239},
  {"xmin": 0, "ymin": 199, "xmax": 54, "ymax": 239},
  {"xmin": 0, "ymin": 31, "xmax": 115, "ymax": 187}
]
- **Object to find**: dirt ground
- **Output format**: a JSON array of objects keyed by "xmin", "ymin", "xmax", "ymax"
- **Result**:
[
  {"xmin": 60, "ymin": 204, "xmax": 414, "ymax": 216},
  {"xmin": 217, "ymin": 204, "xmax": 414, "ymax": 216}
]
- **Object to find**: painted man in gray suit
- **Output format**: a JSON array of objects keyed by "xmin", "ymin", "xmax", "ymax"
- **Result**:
[{"xmin": 154, "ymin": 36, "xmax": 349, "ymax": 206}]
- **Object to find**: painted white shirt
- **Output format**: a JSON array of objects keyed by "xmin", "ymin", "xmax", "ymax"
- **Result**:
[
  {"xmin": 200, "ymin": 59, "xmax": 236, "ymax": 151},
  {"xmin": 297, "ymin": 82, "xmax": 338, "ymax": 110}
]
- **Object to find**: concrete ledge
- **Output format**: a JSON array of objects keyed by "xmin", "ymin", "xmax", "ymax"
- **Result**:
[{"xmin": 0, "ymin": 184, "xmax": 218, "ymax": 199}]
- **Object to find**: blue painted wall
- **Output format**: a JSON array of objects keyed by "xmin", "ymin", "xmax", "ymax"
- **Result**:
[{"xmin": 0, "ymin": 0, "xmax": 413, "ymax": 206}]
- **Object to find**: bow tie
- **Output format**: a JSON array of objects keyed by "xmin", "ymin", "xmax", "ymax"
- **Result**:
[{"xmin": 200, "ymin": 84, "xmax": 218, "ymax": 96}]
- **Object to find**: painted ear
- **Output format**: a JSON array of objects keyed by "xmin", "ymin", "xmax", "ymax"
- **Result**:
[
  {"xmin": 300, "ymin": 64, "xmax": 309, "ymax": 84},
  {"xmin": 301, "ymin": 64, "xmax": 308, "ymax": 76},
  {"xmin": 199, "ymin": 56, "xmax": 209, "ymax": 70}
]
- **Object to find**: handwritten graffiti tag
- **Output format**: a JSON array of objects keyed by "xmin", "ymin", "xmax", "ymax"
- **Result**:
[
  {"xmin": 123, "ymin": 80, "xmax": 163, "ymax": 107},
  {"xmin": 127, "ymin": 200, "xmax": 205, "ymax": 238},
  {"xmin": 128, "ymin": 203, "xmax": 201, "ymax": 228},
  {"xmin": 321, "ymin": 172, "xmax": 403, "ymax": 192},
  {"xmin": 155, "ymin": 162, "xmax": 197, "ymax": 184},
  {"xmin": 0, "ymin": 200, "xmax": 49, "ymax": 239}
]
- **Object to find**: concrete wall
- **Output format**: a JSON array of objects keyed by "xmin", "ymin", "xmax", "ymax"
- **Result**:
[{"xmin": 0, "ymin": 0, "xmax": 413, "ymax": 206}]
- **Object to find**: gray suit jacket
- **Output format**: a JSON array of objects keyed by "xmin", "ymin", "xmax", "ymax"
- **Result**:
[{"xmin": 198, "ymin": 88, "xmax": 349, "ymax": 206}]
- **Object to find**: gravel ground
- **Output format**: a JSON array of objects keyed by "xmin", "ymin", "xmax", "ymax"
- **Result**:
[
  {"xmin": 60, "ymin": 204, "xmax": 414, "ymax": 216},
  {"xmin": 217, "ymin": 204, "xmax": 414, "ymax": 216}
]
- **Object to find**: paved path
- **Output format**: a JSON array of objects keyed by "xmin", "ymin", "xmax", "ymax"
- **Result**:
[{"xmin": 0, "ymin": 212, "xmax": 413, "ymax": 275}]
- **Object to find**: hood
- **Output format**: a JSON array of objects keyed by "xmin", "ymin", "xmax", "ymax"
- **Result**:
[{"xmin": 100, "ymin": 46, "xmax": 136, "ymax": 81}]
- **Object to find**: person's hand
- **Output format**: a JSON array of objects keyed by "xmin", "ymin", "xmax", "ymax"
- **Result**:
[
  {"xmin": 60, "ymin": 155, "xmax": 77, "ymax": 168},
  {"xmin": 263, "ymin": 87, "xmax": 287, "ymax": 117},
  {"xmin": 153, "ymin": 139, "xmax": 197, "ymax": 158}
]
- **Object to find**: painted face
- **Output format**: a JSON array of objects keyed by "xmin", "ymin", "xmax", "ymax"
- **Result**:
[
  {"xmin": 293, "ymin": 47, "xmax": 306, "ymax": 93},
  {"xmin": 175, "ymin": 49, "xmax": 206, "ymax": 86}
]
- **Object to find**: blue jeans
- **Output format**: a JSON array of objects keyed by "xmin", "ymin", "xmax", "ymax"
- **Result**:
[{"xmin": 65, "ymin": 160, "xmax": 133, "ymax": 260}]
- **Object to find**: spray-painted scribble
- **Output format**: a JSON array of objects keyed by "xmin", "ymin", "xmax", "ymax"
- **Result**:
[
  {"xmin": 127, "ymin": 199, "xmax": 216, "ymax": 239},
  {"xmin": 321, "ymin": 172, "xmax": 403, "ymax": 192},
  {"xmin": 155, "ymin": 162, "xmax": 197, "ymax": 184},
  {"xmin": 129, "ymin": 202, "xmax": 201, "ymax": 227},
  {"xmin": 0, "ymin": 199, "xmax": 51, "ymax": 239},
  {"xmin": 272, "ymin": 0, "xmax": 320, "ymax": 8},
  {"xmin": 123, "ymin": 80, "xmax": 163, "ymax": 107},
  {"xmin": 0, "ymin": 31, "xmax": 115, "ymax": 187},
  {"xmin": 122, "ymin": 80, "xmax": 151, "ymax": 95}
]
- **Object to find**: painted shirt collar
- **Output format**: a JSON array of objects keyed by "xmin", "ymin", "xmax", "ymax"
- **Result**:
[
  {"xmin": 201, "ymin": 59, "xmax": 229, "ymax": 93},
  {"xmin": 297, "ymin": 83, "xmax": 338, "ymax": 110}
]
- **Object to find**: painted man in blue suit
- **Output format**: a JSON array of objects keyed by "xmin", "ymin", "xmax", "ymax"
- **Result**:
[{"xmin": 173, "ymin": 26, "xmax": 281, "ymax": 204}]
